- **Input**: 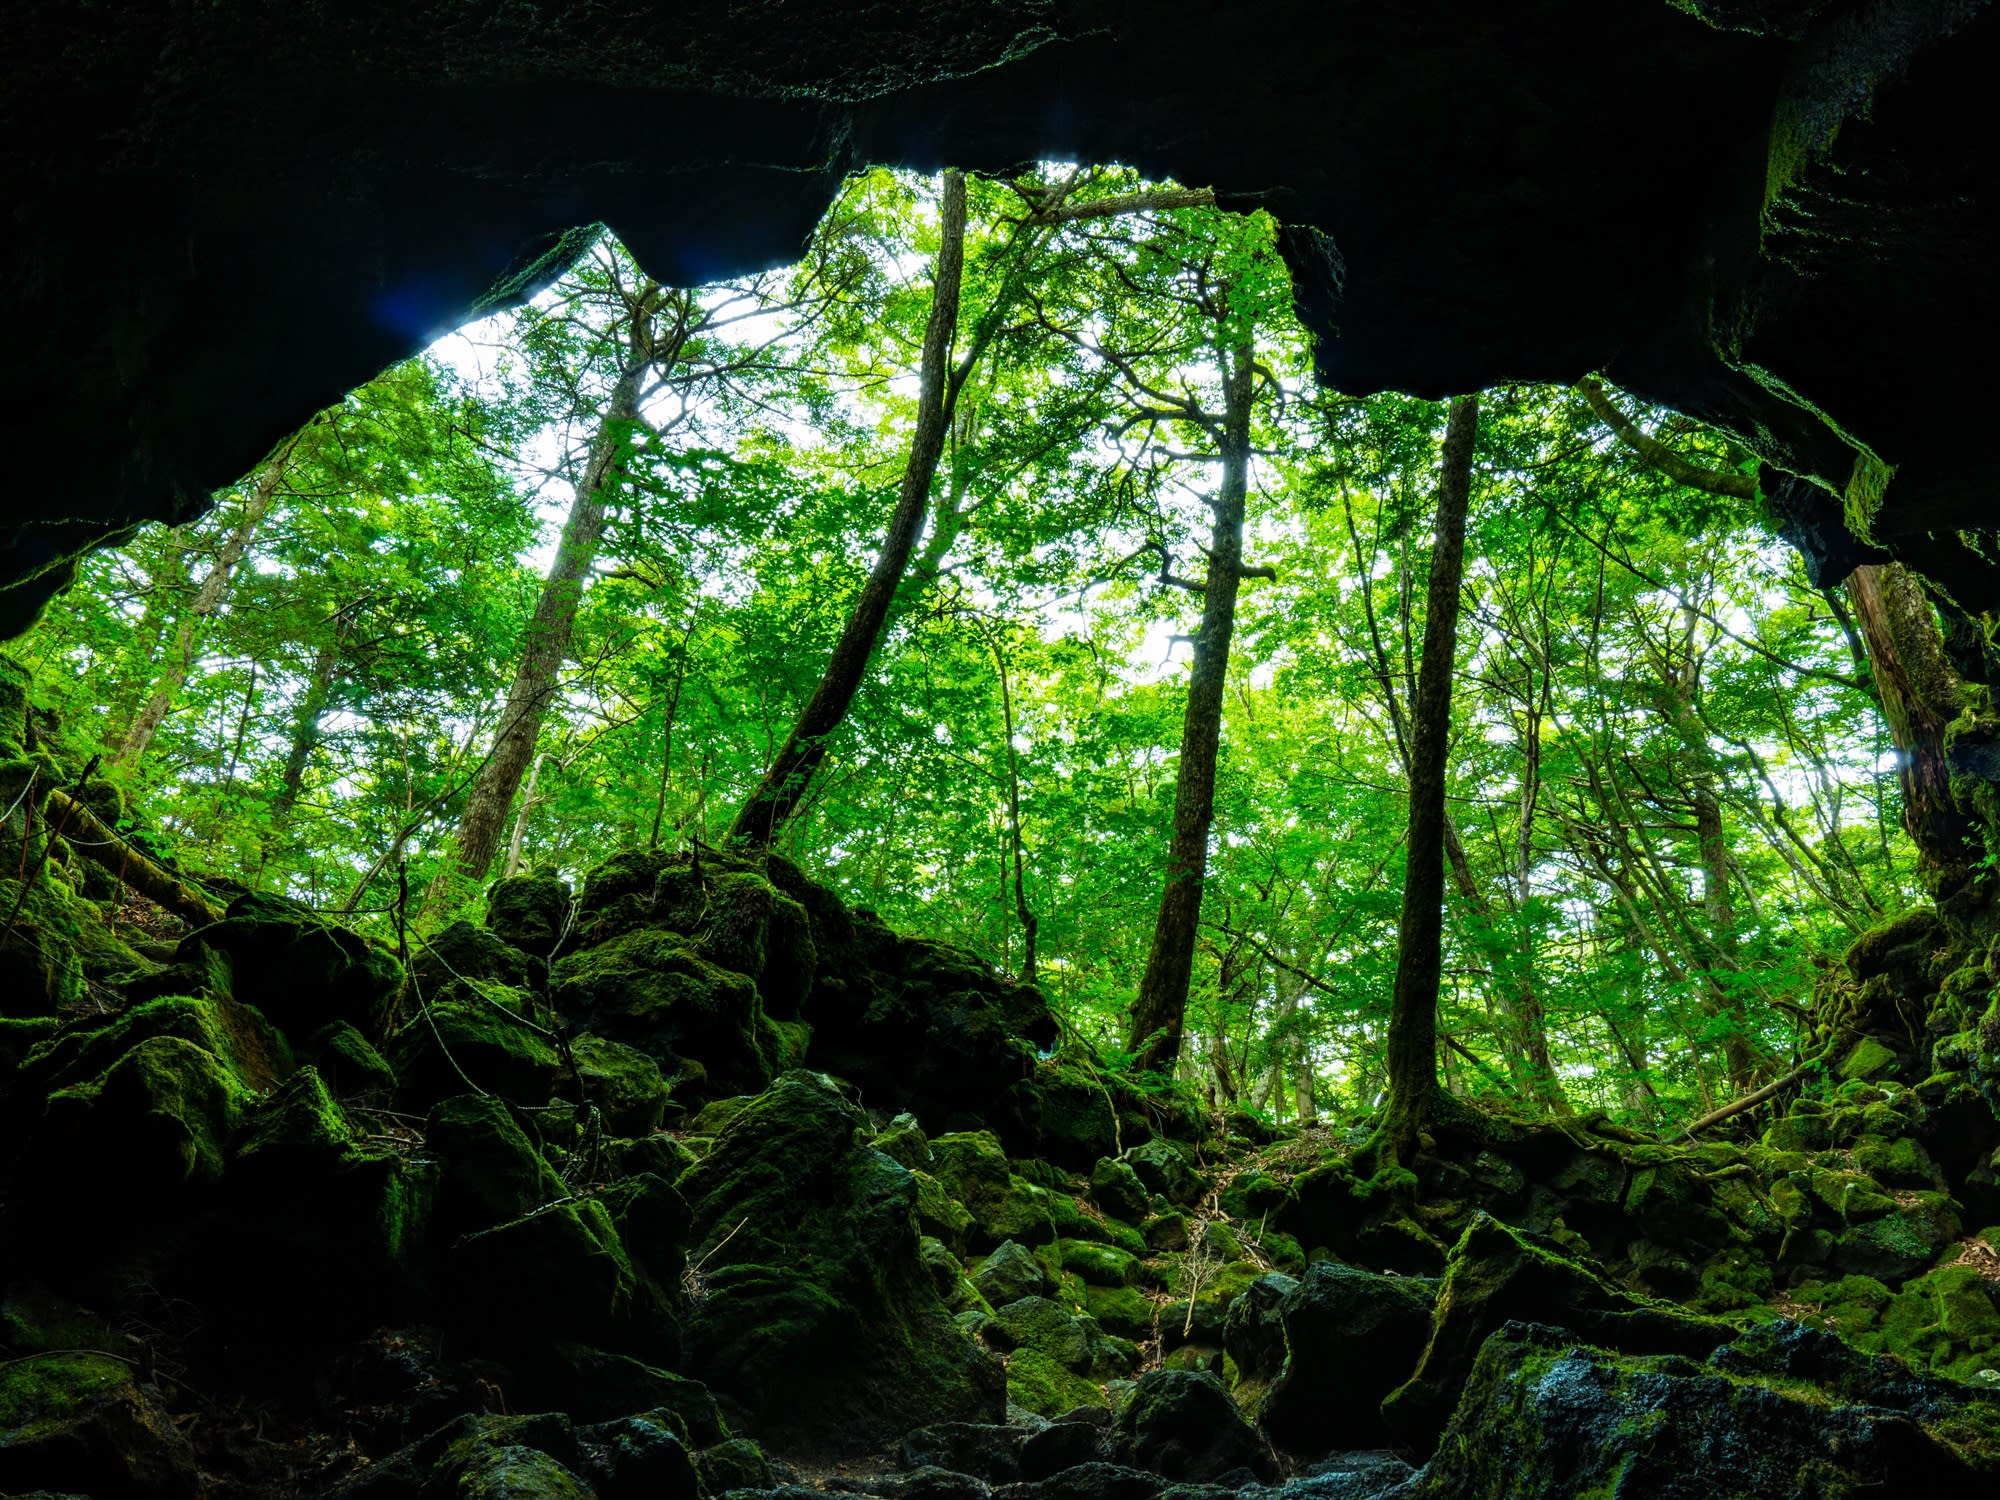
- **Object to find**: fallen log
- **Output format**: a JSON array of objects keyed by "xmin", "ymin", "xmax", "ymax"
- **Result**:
[{"xmin": 43, "ymin": 788, "xmax": 223, "ymax": 928}]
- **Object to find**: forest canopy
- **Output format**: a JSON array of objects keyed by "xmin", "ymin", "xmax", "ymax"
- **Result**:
[{"xmin": 21, "ymin": 164, "xmax": 1925, "ymax": 1134}]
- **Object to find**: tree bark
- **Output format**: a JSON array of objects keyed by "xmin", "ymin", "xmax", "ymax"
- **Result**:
[
  {"xmin": 1124, "ymin": 333, "xmax": 1257, "ymax": 1073},
  {"xmin": 1373, "ymin": 394, "xmax": 1480, "ymax": 1165},
  {"xmin": 450, "ymin": 358, "xmax": 646, "ymax": 883},
  {"xmin": 728, "ymin": 169, "xmax": 970, "ymax": 848},
  {"xmin": 1845, "ymin": 561, "xmax": 1975, "ymax": 879},
  {"xmin": 110, "ymin": 451, "xmax": 292, "ymax": 774}
]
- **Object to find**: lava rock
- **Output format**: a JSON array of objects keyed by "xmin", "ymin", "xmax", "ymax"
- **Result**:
[{"xmin": 1108, "ymin": 1369, "xmax": 1275, "ymax": 1484}]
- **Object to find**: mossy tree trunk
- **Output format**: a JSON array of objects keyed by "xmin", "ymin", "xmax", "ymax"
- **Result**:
[
  {"xmin": 449, "ymin": 354, "xmax": 646, "ymax": 883},
  {"xmin": 1125, "ymin": 332, "xmax": 1258, "ymax": 1074},
  {"xmin": 1845, "ymin": 561, "xmax": 1977, "ymax": 885},
  {"xmin": 1373, "ymin": 394, "xmax": 1480, "ymax": 1165}
]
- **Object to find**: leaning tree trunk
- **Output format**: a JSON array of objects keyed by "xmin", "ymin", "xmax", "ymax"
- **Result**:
[
  {"xmin": 109, "ymin": 452, "xmax": 291, "ymax": 774},
  {"xmin": 1373, "ymin": 394, "xmax": 1479, "ymax": 1167},
  {"xmin": 1845, "ymin": 561, "xmax": 1977, "ymax": 883},
  {"xmin": 450, "ymin": 361, "xmax": 645, "ymax": 883},
  {"xmin": 728, "ymin": 169, "xmax": 969, "ymax": 848},
  {"xmin": 1124, "ymin": 335, "xmax": 1258, "ymax": 1074}
]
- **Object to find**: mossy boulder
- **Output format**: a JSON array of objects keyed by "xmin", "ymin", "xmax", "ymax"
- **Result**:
[
  {"xmin": 677, "ymin": 1072, "xmax": 1004, "ymax": 1449},
  {"xmin": 972, "ymin": 1240, "xmax": 1049, "ymax": 1308},
  {"xmin": 998, "ymin": 1055, "xmax": 1119, "ymax": 1169},
  {"xmin": 1219, "ymin": 1271, "xmax": 1296, "ymax": 1419},
  {"xmin": 1108, "ymin": 1369, "xmax": 1275, "ymax": 1485},
  {"xmin": 220, "ymin": 1067, "xmax": 430, "ymax": 1327},
  {"xmin": 387, "ymin": 989, "xmax": 564, "ymax": 1110},
  {"xmin": 411, "ymin": 919, "xmax": 535, "ymax": 996},
  {"xmin": 18, "ymin": 991, "xmax": 289, "ymax": 1102},
  {"xmin": 551, "ymin": 928, "xmax": 779, "ymax": 1103},
  {"xmin": 1382, "ymin": 1212, "xmax": 1737, "ymax": 1454},
  {"xmin": 573, "ymin": 1033, "xmax": 670, "ymax": 1136},
  {"xmin": 1123, "ymin": 1138, "xmax": 1203, "ymax": 1206},
  {"xmin": 1833, "ymin": 1194, "xmax": 1961, "ymax": 1282},
  {"xmin": 448, "ymin": 1192, "xmax": 669, "ymax": 1353},
  {"xmin": 576, "ymin": 1409, "xmax": 699, "ymax": 1499},
  {"xmin": 1259, "ymin": 1261, "xmax": 1436, "ymax": 1454},
  {"xmin": 1054, "ymin": 1238, "xmax": 1138, "ymax": 1288},
  {"xmin": 34, "ymin": 1034, "xmax": 248, "ymax": 1211},
  {"xmin": 1090, "ymin": 1156, "xmax": 1150, "ymax": 1222},
  {"xmin": 485, "ymin": 869, "xmax": 571, "ymax": 956},
  {"xmin": 1083, "ymin": 1283, "xmax": 1155, "ymax": 1342},
  {"xmin": 0, "ymin": 872, "xmax": 92, "ymax": 1015},
  {"xmin": 424, "ymin": 1094, "xmax": 566, "ymax": 1243},
  {"xmin": 301, "ymin": 1020, "xmax": 397, "ymax": 1098},
  {"xmin": 930, "ymin": 1129, "xmax": 1061, "ymax": 1249},
  {"xmin": 326, "ymin": 1411, "xmax": 589, "ymax": 1499},
  {"xmin": 0, "ymin": 1351, "xmax": 196, "ymax": 1497},
  {"xmin": 1003, "ymin": 1347, "xmax": 1103, "ymax": 1419},
  {"xmin": 188, "ymin": 891, "xmax": 402, "ymax": 1035},
  {"xmin": 1404, "ymin": 1319, "xmax": 2000, "ymax": 1498}
]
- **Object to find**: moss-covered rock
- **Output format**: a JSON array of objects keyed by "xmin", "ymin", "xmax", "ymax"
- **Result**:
[
  {"xmin": 36, "ymin": 1034, "xmax": 249, "ymax": 1206},
  {"xmin": 387, "ymin": 990, "xmax": 564, "ymax": 1110},
  {"xmin": 1083, "ymin": 1282, "xmax": 1156, "ymax": 1342},
  {"xmin": 1107, "ymin": 1368, "xmax": 1274, "ymax": 1484},
  {"xmin": 485, "ymin": 870, "xmax": 572, "ymax": 956},
  {"xmin": 575, "ymin": 1409, "xmax": 699, "ymax": 1499},
  {"xmin": 448, "ymin": 1192, "xmax": 668, "ymax": 1353},
  {"xmin": 0, "ymin": 1351, "xmax": 197, "ymax": 1497},
  {"xmin": 1404, "ymin": 1319, "xmax": 2000, "ymax": 1498},
  {"xmin": 302, "ymin": 1020, "xmax": 398, "ymax": 1098},
  {"xmin": 1090, "ymin": 1156, "xmax": 1150, "ymax": 1222},
  {"xmin": 1833, "ymin": 1193, "xmax": 1961, "ymax": 1282},
  {"xmin": 572, "ymin": 1033, "xmax": 670, "ymax": 1136},
  {"xmin": 1382, "ymin": 1212, "xmax": 1737, "ymax": 1454},
  {"xmin": 18, "ymin": 990, "xmax": 290, "ymax": 1102},
  {"xmin": 1123, "ymin": 1138, "xmax": 1204, "ymax": 1207},
  {"xmin": 326, "ymin": 1411, "xmax": 588, "ymax": 1499},
  {"xmin": 1258, "ymin": 1260, "xmax": 1436, "ymax": 1454},
  {"xmin": 1003, "ymin": 1347, "xmax": 1102, "ymax": 1418},
  {"xmin": 677, "ymin": 1072, "xmax": 1004, "ymax": 1449},
  {"xmin": 1054, "ymin": 1238, "xmax": 1138, "ymax": 1288},
  {"xmin": 998, "ymin": 1054, "xmax": 1119, "ymax": 1169},
  {"xmin": 412, "ymin": 919, "xmax": 536, "ymax": 996},
  {"xmin": 551, "ymin": 928, "xmax": 777, "ymax": 1103},
  {"xmin": 189, "ymin": 890, "xmax": 402, "ymax": 1035}
]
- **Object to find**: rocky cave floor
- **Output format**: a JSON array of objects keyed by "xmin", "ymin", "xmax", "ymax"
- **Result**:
[{"xmin": 5, "ymin": 673, "xmax": 2000, "ymax": 1497}]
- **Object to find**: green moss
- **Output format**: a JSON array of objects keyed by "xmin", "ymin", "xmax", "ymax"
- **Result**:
[
  {"xmin": 913, "ymin": 1169, "xmax": 974, "ymax": 1254},
  {"xmin": 387, "ymin": 991, "xmax": 563, "ymax": 1109},
  {"xmin": 196, "ymin": 890, "xmax": 404, "ymax": 1035},
  {"xmin": 573, "ymin": 1033, "xmax": 669, "ymax": 1136},
  {"xmin": 1053, "ymin": 1238, "xmax": 1138, "ymax": 1288},
  {"xmin": 42, "ymin": 1033, "xmax": 248, "ymax": 1194},
  {"xmin": 24, "ymin": 992, "xmax": 290, "ymax": 1099},
  {"xmin": 1083, "ymin": 1282, "xmax": 1156, "ymax": 1341},
  {"xmin": 1003, "ymin": 1346, "xmax": 1103, "ymax": 1416},
  {"xmin": 1838, "ymin": 1037, "xmax": 1900, "ymax": 1082}
]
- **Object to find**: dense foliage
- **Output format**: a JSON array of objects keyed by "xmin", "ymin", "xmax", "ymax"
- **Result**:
[{"xmin": 22, "ymin": 166, "xmax": 1919, "ymax": 1130}]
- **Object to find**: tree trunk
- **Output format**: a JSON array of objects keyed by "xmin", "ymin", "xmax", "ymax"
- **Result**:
[
  {"xmin": 102, "ymin": 530, "xmax": 191, "ymax": 750},
  {"xmin": 1845, "ymin": 561, "xmax": 1976, "ymax": 880},
  {"xmin": 728, "ymin": 169, "xmax": 969, "ymax": 848},
  {"xmin": 1373, "ymin": 394, "xmax": 1479, "ymax": 1166},
  {"xmin": 1124, "ymin": 333, "xmax": 1257, "ymax": 1073},
  {"xmin": 504, "ymin": 752, "xmax": 546, "ymax": 878},
  {"xmin": 450, "ymin": 359, "xmax": 645, "ymax": 883},
  {"xmin": 267, "ymin": 634, "xmax": 344, "ymax": 835},
  {"xmin": 110, "ymin": 453, "xmax": 291, "ymax": 774}
]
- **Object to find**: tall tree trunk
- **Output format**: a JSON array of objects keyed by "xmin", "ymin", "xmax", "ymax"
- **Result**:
[
  {"xmin": 504, "ymin": 752, "xmax": 546, "ymax": 878},
  {"xmin": 110, "ymin": 452, "xmax": 292, "ymax": 773},
  {"xmin": 102, "ymin": 530, "xmax": 192, "ymax": 750},
  {"xmin": 728, "ymin": 169, "xmax": 969, "ymax": 848},
  {"xmin": 1373, "ymin": 395, "xmax": 1480, "ymax": 1166},
  {"xmin": 450, "ymin": 360, "xmax": 645, "ymax": 883},
  {"xmin": 988, "ymin": 628, "xmax": 1039, "ymax": 983},
  {"xmin": 1845, "ymin": 561, "xmax": 1976, "ymax": 880},
  {"xmin": 1124, "ymin": 334, "xmax": 1257, "ymax": 1074}
]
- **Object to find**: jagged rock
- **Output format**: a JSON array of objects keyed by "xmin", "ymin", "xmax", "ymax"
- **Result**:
[
  {"xmin": 1107, "ymin": 1369, "xmax": 1275, "ymax": 1485},
  {"xmin": 1123, "ymin": 1140, "xmax": 1203, "ymax": 1206},
  {"xmin": 975, "ymin": 1242, "xmax": 1051, "ymax": 1309},
  {"xmin": 18, "ymin": 991, "xmax": 289, "ymax": 1101},
  {"xmin": 426, "ymin": 1094, "xmax": 565, "ymax": 1240},
  {"xmin": 875, "ymin": 1113, "xmax": 935, "ymax": 1171},
  {"xmin": 1082, "ymin": 1283, "xmax": 1154, "ymax": 1342},
  {"xmin": 997, "ymin": 1056, "xmax": 1119, "ymax": 1169},
  {"xmin": 1381, "ymin": 1212, "xmax": 1736, "ymax": 1454},
  {"xmin": 448, "ymin": 1192, "xmax": 671, "ymax": 1353},
  {"xmin": 1832, "ymin": 1193, "xmax": 1960, "ymax": 1282},
  {"xmin": 188, "ymin": 891, "xmax": 402, "ymax": 1035},
  {"xmin": 1000, "ymin": 1348, "xmax": 1103, "ymax": 1420},
  {"xmin": 932, "ymin": 1132, "xmax": 1061, "ymax": 1250},
  {"xmin": 552, "ymin": 929, "xmax": 780, "ymax": 1103},
  {"xmin": 1400, "ymin": 1320, "xmax": 2000, "ymax": 1498},
  {"xmin": 1257, "ymin": 1263, "xmax": 1431, "ymax": 1453},
  {"xmin": 0, "ymin": 1351, "xmax": 197, "ymax": 1498},
  {"xmin": 1219, "ymin": 1271, "xmax": 1296, "ymax": 1420},
  {"xmin": 677, "ymin": 1072, "xmax": 1004, "ymax": 1448}
]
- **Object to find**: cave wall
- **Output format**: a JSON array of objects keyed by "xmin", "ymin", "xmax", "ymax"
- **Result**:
[{"xmin": 3, "ymin": 0, "xmax": 1994, "ymax": 640}]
